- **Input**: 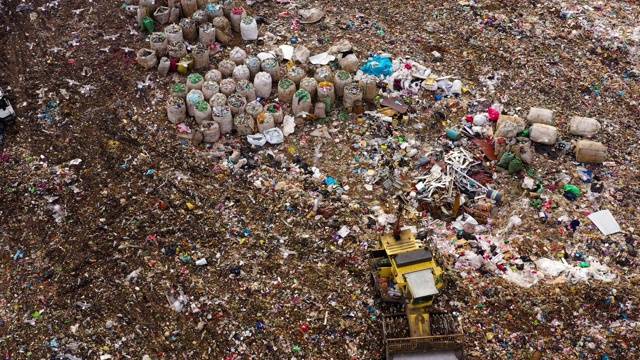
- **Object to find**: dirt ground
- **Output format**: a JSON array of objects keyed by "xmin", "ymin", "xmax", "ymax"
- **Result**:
[{"xmin": 1, "ymin": 0, "xmax": 639, "ymax": 359}]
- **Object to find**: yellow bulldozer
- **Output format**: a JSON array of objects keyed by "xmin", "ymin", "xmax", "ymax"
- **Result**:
[{"xmin": 370, "ymin": 225, "xmax": 464, "ymax": 360}]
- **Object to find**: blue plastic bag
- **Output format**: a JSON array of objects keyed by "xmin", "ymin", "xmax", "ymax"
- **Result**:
[{"xmin": 360, "ymin": 56, "xmax": 393, "ymax": 77}]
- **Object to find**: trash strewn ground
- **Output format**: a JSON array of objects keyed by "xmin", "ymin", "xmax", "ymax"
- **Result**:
[{"xmin": 1, "ymin": 0, "xmax": 639, "ymax": 359}]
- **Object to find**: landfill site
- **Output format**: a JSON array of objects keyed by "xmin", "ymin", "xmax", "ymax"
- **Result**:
[{"xmin": 1, "ymin": 0, "xmax": 640, "ymax": 359}]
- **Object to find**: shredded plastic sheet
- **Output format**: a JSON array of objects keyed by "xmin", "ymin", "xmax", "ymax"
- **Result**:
[{"xmin": 359, "ymin": 55, "xmax": 393, "ymax": 77}]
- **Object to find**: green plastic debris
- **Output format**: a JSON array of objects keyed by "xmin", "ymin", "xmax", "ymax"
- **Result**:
[
  {"xmin": 172, "ymin": 83, "xmax": 187, "ymax": 94},
  {"xmin": 188, "ymin": 73, "xmax": 203, "ymax": 84},
  {"xmin": 497, "ymin": 152, "xmax": 515, "ymax": 169},
  {"xmin": 530, "ymin": 198, "xmax": 542, "ymax": 210},
  {"xmin": 564, "ymin": 184, "xmax": 581, "ymax": 197},
  {"xmin": 507, "ymin": 158, "xmax": 523, "ymax": 175},
  {"xmin": 294, "ymin": 89, "xmax": 310, "ymax": 102},
  {"xmin": 195, "ymin": 101, "xmax": 209, "ymax": 112},
  {"xmin": 525, "ymin": 164, "xmax": 536, "ymax": 177},
  {"xmin": 141, "ymin": 16, "xmax": 155, "ymax": 33},
  {"xmin": 279, "ymin": 78, "xmax": 294, "ymax": 90},
  {"xmin": 517, "ymin": 128, "xmax": 530, "ymax": 137},
  {"xmin": 336, "ymin": 70, "xmax": 351, "ymax": 80},
  {"xmin": 580, "ymin": 262, "xmax": 590, "ymax": 268},
  {"xmin": 339, "ymin": 110, "xmax": 348, "ymax": 121},
  {"xmin": 180, "ymin": 253, "xmax": 193, "ymax": 263},
  {"xmin": 321, "ymin": 97, "xmax": 332, "ymax": 111}
]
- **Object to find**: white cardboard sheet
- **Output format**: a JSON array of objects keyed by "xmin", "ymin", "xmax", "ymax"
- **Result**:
[{"xmin": 588, "ymin": 210, "xmax": 622, "ymax": 235}]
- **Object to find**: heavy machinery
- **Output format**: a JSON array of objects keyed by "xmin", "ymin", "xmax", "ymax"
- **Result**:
[{"xmin": 370, "ymin": 220, "xmax": 464, "ymax": 360}]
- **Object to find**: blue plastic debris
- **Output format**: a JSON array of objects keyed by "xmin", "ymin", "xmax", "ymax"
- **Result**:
[
  {"xmin": 13, "ymin": 249, "xmax": 24, "ymax": 261},
  {"xmin": 360, "ymin": 56, "xmax": 393, "ymax": 77}
]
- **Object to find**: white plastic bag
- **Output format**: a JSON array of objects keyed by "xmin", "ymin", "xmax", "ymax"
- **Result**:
[
  {"xmin": 209, "ymin": 93, "xmax": 227, "ymax": 108},
  {"xmin": 218, "ymin": 59, "xmax": 236, "ymax": 78},
  {"xmin": 229, "ymin": 47, "xmax": 247, "ymax": 65},
  {"xmin": 205, "ymin": 69, "xmax": 222, "ymax": 83},
  {"xmin": 232, "ymin": 65, "xmax": 251, "ymax": 82},
  {"xmin": 253, "ymin": 72, "xmax": 272, "ymax": 98},
  {"xmin": 219, "ymin": 78, "xmax": 236, "ymax": 97},
  {"xmin": 240, "ymin": 17, "xmax": 258, "ymax": 41},
  {"xmin": 212, "ymin": 105, "xmax": 233, "ymax": 134},
  {"xmin": 247, "ymin": 133, "xmax": 267, "ymax": 146},
  {"xmin": 264, "ymin": 127, "xmax": 284, "ymax": 144},
  {"xmin": 230, "ymin": 7, "xmax": 246, "ymax": 32},
  {"xmin": 201, "ymin": 81, "xmax": 219, "ymax": 100}
]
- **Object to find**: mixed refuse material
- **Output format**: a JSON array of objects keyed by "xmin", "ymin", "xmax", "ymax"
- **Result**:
[{"xmin": 1, "ymin": 0, "xmax": 640, "ymax": 359}]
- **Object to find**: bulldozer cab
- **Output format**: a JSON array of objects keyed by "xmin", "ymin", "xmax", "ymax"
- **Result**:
[
  {"xmin": 370, "ymin": 227, "xmax": 464, "ymax": 359},
  {"xmin": 371, "ymin": 229, "xmax": 444, "ymax": 308}
]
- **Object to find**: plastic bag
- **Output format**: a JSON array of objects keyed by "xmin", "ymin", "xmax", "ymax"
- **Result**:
[
  {"xmin": 233, "ymin": 65, "xmax": 251, "ymax": 82},
  {"xmin": 256, "ymin": 112, "xmax": 275, "ymax": 133},
  {"xmin": 201, "ymin": 81, "xmax": 219, "ymax": 100},
  {"xmin": 497, "ymin": 152, "xmax": 515, "ymax": 169},
  {"xmin": 240, "ymin": 17, "xmax": 258, "ymax": 41},
  {"xmin": 264, "ymin": 127, "xmax": 284, "ymax": 144},
  {"xmin": 233, "ymin": 114, "xmax": 255, "ymax": 136},
  {"xmin": 564, "ymin": 184, "xmax": 581, "ymax": 196},
  {"xmin": 205, "ymin": 3, "xmax": 223, "ymax": 19},
  {"xmin": 253, "ymin": 72, "xmax": 272, "ymax": 98},
  {"xmin": 245, "ymin": 56, "xmax": 261, "ymax": 78},
  {"xmin": 247, "ymin": 133, "xmax": 267, "ymax": 146},
  {"xmin": 278, "ymin": 78, "xmax": 297, "ymax": 103},
  {"xmin": 507, "ymin": 158, "xmax": 522, "ymax": 175},
  {"xmin": 360, "ymin": 56, "xmax": 393, "ymax": 77},
  {"xmin": 142, "ymin": 16, "xmax": 155, "ymax": 33},
  {"xmin": 229, "ymin": 47, "xmax": 247, "ymax": 65},
  {"xmin": 488, "ymin": 107, "xmax": 500, "ymax": 121}
]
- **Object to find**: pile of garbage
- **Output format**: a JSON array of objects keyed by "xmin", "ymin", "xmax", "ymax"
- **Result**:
[{"xmin": 2, "ymin": 0, "xmax": 640, "ymax": 359}]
